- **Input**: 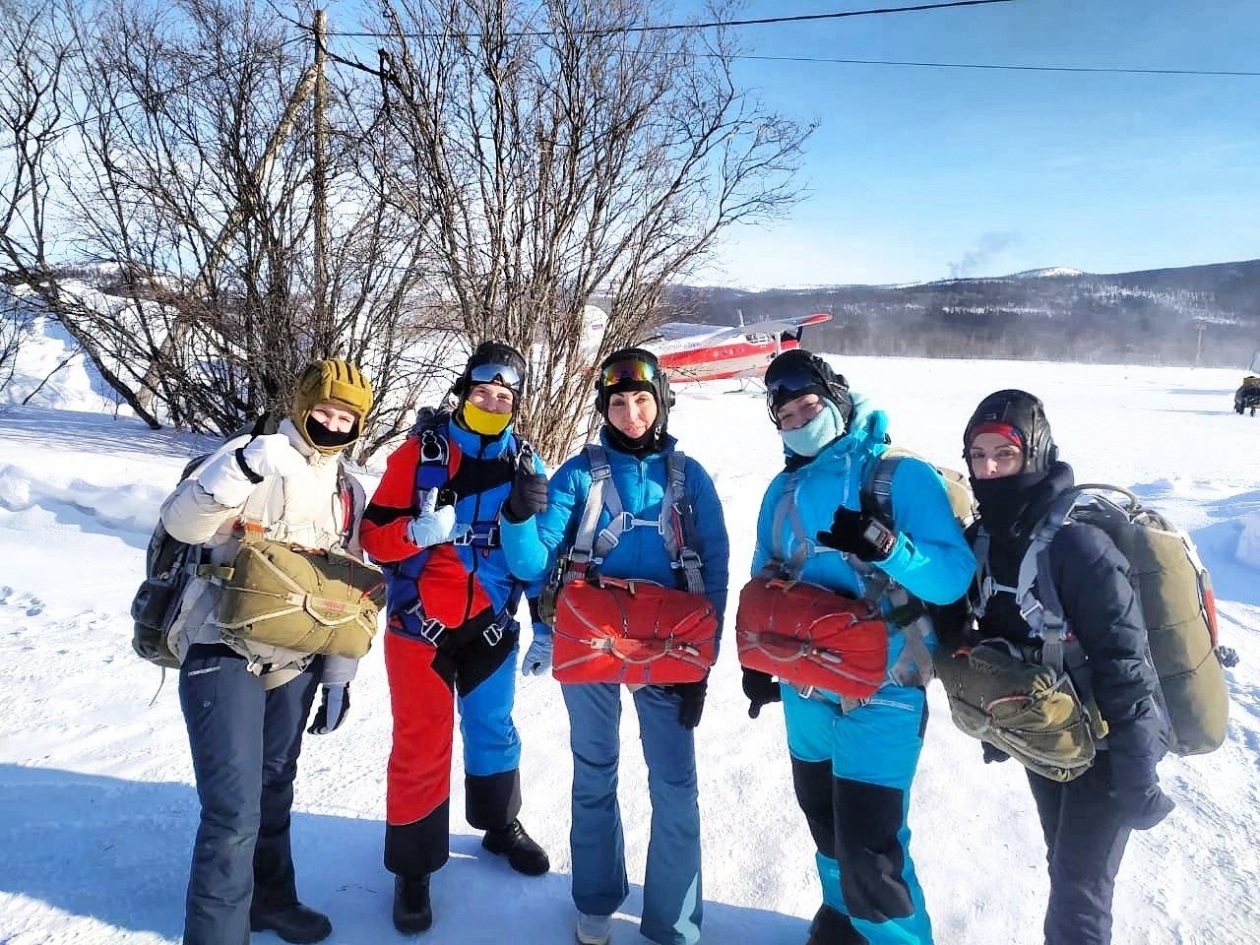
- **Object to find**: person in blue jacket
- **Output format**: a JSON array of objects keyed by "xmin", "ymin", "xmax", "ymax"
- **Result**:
[
  {"xmin": 960, "ymin": 389, "xmax": 1172, "ymax": 945},
  {"xmin": 742, "ymin": 349, "xmax": 974, "ymax": 945},
  {"xmin": 498, "ymin": 347, "xmax": 729, "ymax": 945}
]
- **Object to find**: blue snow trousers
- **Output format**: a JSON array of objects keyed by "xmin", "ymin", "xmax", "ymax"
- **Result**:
[
  {"xmin": 783, "ymin": 683, "xmax": 933, "ymax": 945},
  {"xmin": 562, "ymin": 682, "xmax": 702, "ymax": 945},
  {"xmin": 179, "ymin": 644, "xmax": 320, "ymax": 945}
]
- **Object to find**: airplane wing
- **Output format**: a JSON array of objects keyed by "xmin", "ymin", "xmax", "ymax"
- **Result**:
[
  {"xmin": 643, "ymin": 322, "xmax": 747, "ymax": 350},
  {"xmin": 739, "ymin": 312, "xmax": 832, "ymax": 336},
  {"xmin": 645, "ymin": 313, "xmax": 831, "ymax": 349}
]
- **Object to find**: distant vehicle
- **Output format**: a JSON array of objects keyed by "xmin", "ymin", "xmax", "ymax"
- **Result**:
[{"xmin": 641, "ymin": 312, "xmax": 833, "ymax": 384}]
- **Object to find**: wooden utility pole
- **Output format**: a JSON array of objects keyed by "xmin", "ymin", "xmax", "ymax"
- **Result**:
[
  {"xmin": 136, "ymin": 62, "xmax": 319, "ymax": 410},
  {"xmin": 312, "ymin": 8, "xmax": 331, "ymax": 356}
]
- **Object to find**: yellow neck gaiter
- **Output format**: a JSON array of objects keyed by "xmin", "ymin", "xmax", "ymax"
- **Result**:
[{"xmin": 461, "ymin": 400, "xmax": 512, "ymax": 435}]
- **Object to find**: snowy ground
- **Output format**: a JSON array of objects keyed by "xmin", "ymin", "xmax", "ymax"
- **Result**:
[{"xmin": 2, "ymin": 348, "xmax": 1259, "ymax": 945}]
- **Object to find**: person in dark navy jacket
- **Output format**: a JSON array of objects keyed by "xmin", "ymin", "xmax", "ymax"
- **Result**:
[
  {"xmin": 360, "ymin": 342, "xmax": 550, "ymax": 934},
  {"xmin": 962, "ymin": 389, "xmax": 1173, "ymax": 945}
]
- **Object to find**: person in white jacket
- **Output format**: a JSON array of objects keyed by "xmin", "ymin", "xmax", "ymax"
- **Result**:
[{"xmin": 160, "ymin": 359, "xmax": 373, "ymax": 945}]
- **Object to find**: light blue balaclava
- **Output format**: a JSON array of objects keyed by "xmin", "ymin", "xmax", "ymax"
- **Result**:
[{"xmin": 781, "ymin": 400, "xmax": 844, "ymax": 458}]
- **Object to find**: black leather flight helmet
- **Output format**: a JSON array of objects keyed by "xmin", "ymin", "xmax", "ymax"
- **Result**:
[{"xmin": 964, "ymin": 388, "xmax": 1058, "ymax": 474}]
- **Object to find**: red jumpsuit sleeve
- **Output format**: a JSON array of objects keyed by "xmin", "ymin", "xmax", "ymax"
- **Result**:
[{"xmin": 360, "ymin": 438, "xmax": 423, "ymax": 563}]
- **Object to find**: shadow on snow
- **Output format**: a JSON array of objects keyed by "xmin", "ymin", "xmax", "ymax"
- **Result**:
[{"xmin": 0, "ymin": 765, "xmax": 810, "ymax": 944}]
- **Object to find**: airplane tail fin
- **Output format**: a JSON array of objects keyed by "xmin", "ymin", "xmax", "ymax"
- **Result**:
[{"xmin": 581, "ymin": 305, "xmax": 608, "ymax": 359}]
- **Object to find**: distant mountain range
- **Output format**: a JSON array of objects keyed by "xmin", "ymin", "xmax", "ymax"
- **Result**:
[{"xmin": 667, "ymin": 259, "xmax": 1260, "ymax": 368}]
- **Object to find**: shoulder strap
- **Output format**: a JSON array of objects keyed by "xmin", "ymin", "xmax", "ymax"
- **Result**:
[
  {"xmin": 862, "ymin": 454, "xmax": 902, "ymax": 523},
  {"xmin": 663, "ymin": 451, "xmax": 704, "ymax": 594},
  {"xmin": 570, "ymin": 444, "xmax": 615, "ymax": 567},
  {"xmin": 1013, "ymin": 491, "xmax": 1081, "ymax": 668},
  {"xmin": 769, "ymin": 472, "xmax": 814, "ymax": 578}
]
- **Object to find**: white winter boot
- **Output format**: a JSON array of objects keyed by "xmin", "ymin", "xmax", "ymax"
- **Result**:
[{"xmin": 575, "ymin": 912, "xmax": 612, "ymax": 945}]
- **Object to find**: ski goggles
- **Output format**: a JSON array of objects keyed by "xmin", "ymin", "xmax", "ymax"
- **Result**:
[
  {"xmin": 765, "ymin": 367, "xmax": 825, "ymax": 408},
  {"xmin": 467, "ymin": 361, "xmax": 524, "ymax": 391},
  {"xmin": 599, "ymin": 357, "xmax": 659, "ymax": 388}
]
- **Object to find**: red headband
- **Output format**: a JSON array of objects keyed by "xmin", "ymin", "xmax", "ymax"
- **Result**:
[{"xmin": 969, "ymin": 421, "xmax": 1023, "ymax": 447}]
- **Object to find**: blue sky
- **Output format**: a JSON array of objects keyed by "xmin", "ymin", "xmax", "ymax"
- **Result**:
[{"xmin": 690, "ymin": 0, "xmax": 1260, "ymax": 287}]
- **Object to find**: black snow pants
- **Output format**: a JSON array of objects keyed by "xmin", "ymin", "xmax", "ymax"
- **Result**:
[
  {"xmin": 1025, "ymin": 751, "xmax": 1133, "ymax": 945},
  {"xmin": 179, "ymin": 644, "xmax": 320, "ymax": 945}
]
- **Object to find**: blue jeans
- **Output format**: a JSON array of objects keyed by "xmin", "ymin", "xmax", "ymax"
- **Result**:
[
  {"xmin": 783, "ymin": 683, "xmax": 933, "ymax": 945},
  {"xmin": 179, "ymin": 645, "xmax": 320, "ymax": 945},
  {"xmin": 562, "ymin": 683, "xmax": 702, "ymax": 945}
]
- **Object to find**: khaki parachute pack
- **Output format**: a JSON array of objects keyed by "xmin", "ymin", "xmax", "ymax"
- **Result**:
[
  {"xmin": 934, "ymin": 637, "xmax": 1106, "ymax": 783},
  {"xmin": 132, "ymin": 416, "xmax": 384, "ymax": 668},
  {"xmin": 208, "ymin": 534, "xmax": 385, "ymax": 659},
  {"xmin": 948, "ymin": 484, "xmax": 1237, "ymax": 780}
]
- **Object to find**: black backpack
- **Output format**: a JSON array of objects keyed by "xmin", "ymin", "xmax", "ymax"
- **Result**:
[{"xmin": 130, "ymin": 414, "xmax": 279, "ymax": 667}]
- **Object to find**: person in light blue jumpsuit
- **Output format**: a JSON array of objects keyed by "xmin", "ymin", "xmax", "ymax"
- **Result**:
[
  {"xmin": 742, "ymin": 349, "xmax": 974, "ymax": 945},
  {"xmin": 498, "ymin": 348, "xmax": 729, "ymax": 945}
]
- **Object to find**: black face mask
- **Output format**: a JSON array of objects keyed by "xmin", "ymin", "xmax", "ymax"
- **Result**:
[
  {"xmin": 605, "ymin": 421, "xmax": 662, "ymax": 456},
  {"xmin": 971, "ymin": 470, "xmax": 1049, "ymax": 537},
  {"xmin": 305, "ymin": 416, "xmax": 359, "ymax": 450}
]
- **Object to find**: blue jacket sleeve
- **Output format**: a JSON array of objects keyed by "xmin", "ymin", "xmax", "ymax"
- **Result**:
[
  {"xmin": 685, "ymin": 457, "xmax": 730, "ymax": 637},
  {"xmin": 500, "ymin": 455, "xmax": 585, "ymax": 583},
  {"xmin": 876, "ymin": 456, "xmax": 975, "ymax": 605}
]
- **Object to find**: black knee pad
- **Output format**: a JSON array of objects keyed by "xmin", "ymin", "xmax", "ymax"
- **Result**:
[
  {"xmin": 791, "ymin": 757, "xmax": 836, "ymax": 858},
  {"xmin": 833, "ymin": 778, "xmax": 913, "ymax": 922}
]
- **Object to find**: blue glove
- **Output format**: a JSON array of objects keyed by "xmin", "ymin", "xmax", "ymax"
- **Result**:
[
  {"xmin": 1109, "ymin": 745, "xmax": 1175, "ymax": 831},
  {"xmin": 307, "ymin": 684, "xmax": 350, "ymax": 735},
  {"xmin": 520, "ymin": 629, "xmax": 553, "ymax": 676},
  {"xmin": 406, "ymin": 489, "xmax": 460, "ymax": 547}
]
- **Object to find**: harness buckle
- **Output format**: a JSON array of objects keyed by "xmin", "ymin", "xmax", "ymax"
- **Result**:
[
  {"xmin": 451, "ymin": 523, "xmax": 501, "ymax": 548},
  {"xmin": 482, "ymin": 621, "xmax": 505, "ymax": 647},
  {"xmin": 673, "ymin": 548, "xmax": 703, "ymax": 571}
]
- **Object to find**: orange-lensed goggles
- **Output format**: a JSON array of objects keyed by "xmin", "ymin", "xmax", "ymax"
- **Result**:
[
  {"xmin": 599, "ymin": 358, "xmax": 658, "ymax": 388},
  {"xmin": 599, "ymin": 357, "xmax": 660, "ymax": 388}
]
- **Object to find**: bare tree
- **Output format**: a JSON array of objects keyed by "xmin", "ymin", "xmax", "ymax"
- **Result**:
[
  {"xmin": 371, "ymin": 0, "xmax": 812, "ymax": 461},
  {"xmin": 40, "ymin": 0, "xmax": 451, "ymax": 456}
]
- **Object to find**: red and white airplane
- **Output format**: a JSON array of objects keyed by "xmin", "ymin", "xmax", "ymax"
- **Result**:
[{"xmin": 643, "ymin": 312, "xmax": 833, "ymax": 383}]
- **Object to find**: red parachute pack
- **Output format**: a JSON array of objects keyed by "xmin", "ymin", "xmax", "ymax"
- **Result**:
[
  {"xmin": 736, "ymin": 577, "xmax": 888, "ymax": 698},
  {"xmin": 552, "ymin": 577, "xmax": 717, "ymax": 685}
]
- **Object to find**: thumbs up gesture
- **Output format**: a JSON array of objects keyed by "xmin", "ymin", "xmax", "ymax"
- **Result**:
[
  {"xmin": 503, "ymin": 458, "xmax": 550, "ymax": 524},
  {"xmin": 406, "ymin": 489, "xmax": 459, "ymax": 547}
]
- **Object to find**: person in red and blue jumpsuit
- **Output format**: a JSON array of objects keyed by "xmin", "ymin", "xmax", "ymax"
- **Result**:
[{"xmin": 360, "ymin": 342, "xmax": 550, "ymax": 935}]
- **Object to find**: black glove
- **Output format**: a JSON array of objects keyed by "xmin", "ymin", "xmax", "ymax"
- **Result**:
[
  {"xmin": 307, "ymin": 684, "xmax": 350, "ymax": 735},
  {"xmin": 1108, "ymin": 748, "xmax": 1175, "ymax": 831},
  {"xmin": 815, "ymin": 506, "xmax": 897, "ymax": 562},
  {"xmin": 503, "ymin": 464, "xmax": 549, "ymax": 524},
  {"xmin": 982, "ymin": 742, "xmax": 1010, "ymax": 764},
  {"xmin": 676, "ymin": 677, "xmax": 708, "ymax": 730},
  {"xmin": 742, "ymin": 668, "xmax": 781, "ymax": 720}
]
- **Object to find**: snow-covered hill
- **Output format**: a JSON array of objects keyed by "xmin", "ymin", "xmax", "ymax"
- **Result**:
[{"xmin": 1, "ymin": 356, "xmax": 1258, "ymax": 944}]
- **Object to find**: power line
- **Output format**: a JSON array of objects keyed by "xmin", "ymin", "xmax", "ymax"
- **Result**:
[
  {"xmin": 729, "ymin": 54, "xmax": 1260, "ymax": 77},
  {"xmin": 313, "ymin": 0, "xmax": 1015, "ymax": 40}
]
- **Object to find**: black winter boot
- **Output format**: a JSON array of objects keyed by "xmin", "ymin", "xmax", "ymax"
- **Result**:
[
  {"xmin": 249, "ymin": 902, "xmax": 333, "ymax": 944},
  {"xmin": 806, "ymin": 903, "xmax": 864, "ymax": 945},
  {"xmin": 393, "ymin": 874, "xmax": 433, "ymax": 934},
  {"xmin": 481, "ymin": 819, "xmax": 550, "ymax": 876}
]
